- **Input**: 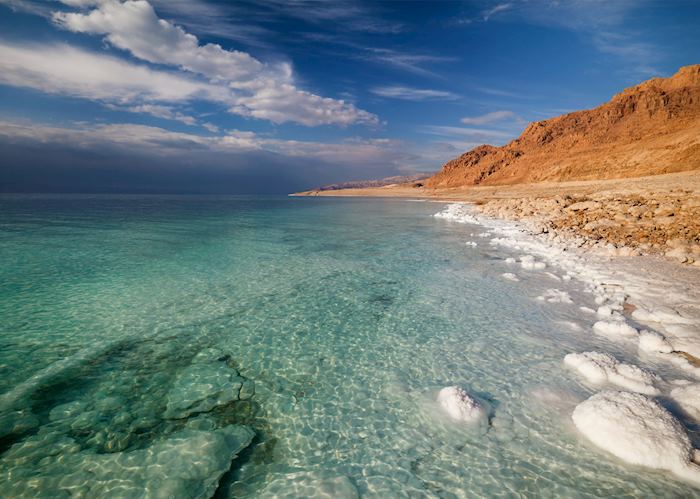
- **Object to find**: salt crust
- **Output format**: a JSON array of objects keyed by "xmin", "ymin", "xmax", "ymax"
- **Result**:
[
  {"xmin": 432, "ymin": 203, "xmax": 700, "ymax": 371},
  {"xmin": 434, "ymin": 203, "xmax": 700, "ymax": 487},
  {"xmin": 670, "ymin": 383, "xmax": 700, "ymax": 420},
  {"xmin": 639, "ymin": 330, "xmax": 674, "ymax": 354},
  {"xmin": 572, "ymin": 391, "xmax": 700, "ymax": 485},
  {"xmin": 592, "ymin": 320, "xmax": 639, "ymax": 339},
  {"xmin": 436, "ymin": 386, "xmax": 488, "ymax": 424},
  {"xmin": 564, "ymin": 351, "xmax": 660, "ymax": 395}
]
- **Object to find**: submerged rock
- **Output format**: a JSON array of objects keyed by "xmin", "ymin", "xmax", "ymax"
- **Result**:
[
  {"xmin": 164, "ymin": 348, "xmax": 253, "ymax": 419},
  {"xmin": 0, "ymin": 424, "xmax": 254, "ymax": 498},
  {"xmin": 572, "ymin": 391, "xmax": 700, "ymax": 485}
]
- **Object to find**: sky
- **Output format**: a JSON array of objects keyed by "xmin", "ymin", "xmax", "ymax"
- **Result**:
[{"xmin": 0, "ymin": 0, "xmax": 699, "ymax": 194}]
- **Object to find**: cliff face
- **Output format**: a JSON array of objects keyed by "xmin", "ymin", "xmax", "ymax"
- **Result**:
[{"xmin": 426, "ymin": 65, "xmax": 700, "ymax": 188}]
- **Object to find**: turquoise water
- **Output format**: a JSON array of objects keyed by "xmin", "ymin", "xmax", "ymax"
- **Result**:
[{"xmin": 0, "ymin": 194, "xmax": 697, "ymax": 497}]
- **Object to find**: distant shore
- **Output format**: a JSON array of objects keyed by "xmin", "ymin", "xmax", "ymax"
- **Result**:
[{"xmin": 293, "ymin": 170, "xmax": 700, "ymax": 266}]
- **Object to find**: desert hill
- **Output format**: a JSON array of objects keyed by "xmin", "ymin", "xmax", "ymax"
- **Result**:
[{"xmin": 426, "ymin": 64, "xmax": 700, "ymax": 188}]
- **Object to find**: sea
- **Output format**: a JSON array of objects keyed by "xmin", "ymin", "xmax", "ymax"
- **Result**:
[{"xmin": 0, "ymin": 194, "xmax": 697, "ymax": 497}]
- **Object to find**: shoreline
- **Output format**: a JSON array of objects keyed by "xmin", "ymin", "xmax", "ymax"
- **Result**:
[
  {"xmin": 293, "ymin": 170, "xmax": 700, "ymax": 266},
  {"xmin": 432, "ymin": 201, "xmax": 700, "ymax": 485}
]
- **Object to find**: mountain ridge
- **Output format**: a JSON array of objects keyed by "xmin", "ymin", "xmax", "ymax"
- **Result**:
[{"xmin": 425, "ymin": 64, "xmax": 700, "ymax": 188}]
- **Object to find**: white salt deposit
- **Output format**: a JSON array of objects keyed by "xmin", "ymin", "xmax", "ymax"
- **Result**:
[
  {"xmin": 639, "ymin": 330, "xmax": 674, "ymax": 354},
  {"xmin": 433, "ymin": 203, "xmax": 479, "ymax": 224},
  {"xmin": 520, "ymin": 255, "xmax": 546, "ymax": 270},
  {"xmin": 501, "ymin": 272, "xmax": 519, "ymax": 282},
  {"xmin": 436, "ymin": 386, "xmax": 487, "ymax": 424},
  {"xmin": 434, "ymin": 203, "xmax": 700, "ymax": 371},
  {"xmin": 564, "ymin": 351, "xmax": 660, "ymax": 395},
  {"xmin": 593, "ymin": 320, "xmax": 638, "ymax": 339},
  {"xmin": 670, "ymin": 384, "xmax": 700, "ymax": 420},
  {"xmin": 572, "ymin": 391, "xmax": 700, "ymax": 485},
  {"xmin": 537, "ymin": 288, "xmax": 573, "ymax": 304}
]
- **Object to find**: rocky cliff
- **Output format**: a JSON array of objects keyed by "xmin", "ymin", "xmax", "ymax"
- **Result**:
[{"xmin": 426, "ymin": 65, "xmax": 700, "ymax": 188}]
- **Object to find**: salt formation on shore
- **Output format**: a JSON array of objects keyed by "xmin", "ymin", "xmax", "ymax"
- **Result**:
[
  {"xmin": 564, "ymin": 352, "xmax": 660, "ymax": 395},
  {"xmin": 671, "ymin": 383, "xmax": 700, "ymax": 420},
  {"xmin": 572, "ymin": 391, "xmax": 700, "ymax": 485},
  {"xmin": 436, "ymin": 386, "xmax": 488, "ymax": 424},
  {"xmin": 638, "ymin": 330, "xmax": 674, "ymax": 354},
  {"xmin": 592, "ymin": 320, "xmax": 639, "ymax": 339},
  {"xmin": 434, "ymin": 202, "xmax": 700, "ymax": 486},
  {"xmin": 433, "ymin": 202, "xmax": 700, "ymax": 374}
]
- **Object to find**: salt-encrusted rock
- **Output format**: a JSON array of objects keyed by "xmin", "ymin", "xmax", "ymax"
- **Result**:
[
  {"xmin": 592, "ymin": 320, "xmax": 638, "ymax": 339},
  {"xmin": 638, "ymin": 330, "xmax": 674, "ymax": 354},
  {"xmin": 572, "ymin": 391, "xmax": 700, "ymax": 485},
  {"xmin": 436, "ymin": 386, "xmax": 488, "ymax": 423},
  {"xmin": 520, "ymin": 254, "xmax": 546, "ymax": 270},
  {"xmin": 164, "ymin": 348, "xmax": 248, "ymax": 419},
  {"xmin": 564, "ymin": 351, "xmax": 660, "ymax": 395},
  {"xmin": 671, "ymin": 384, "xmax": 700, "ymax": 420}
]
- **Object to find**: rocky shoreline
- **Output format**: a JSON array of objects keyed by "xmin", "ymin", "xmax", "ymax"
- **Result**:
[{"xmin": 476, "ymin": 188, "xmax": 700, "ymax": 265}]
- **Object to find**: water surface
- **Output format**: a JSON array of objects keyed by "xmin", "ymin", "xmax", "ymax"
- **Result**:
[{"xmin": 0, "ymin": 195, "xmax": 696, "ymax": 497}]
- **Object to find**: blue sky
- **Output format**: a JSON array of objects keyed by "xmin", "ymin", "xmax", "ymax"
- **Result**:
[{"xmin": 1, "ymin": 0, "xmax": 699, "ymax": 193}]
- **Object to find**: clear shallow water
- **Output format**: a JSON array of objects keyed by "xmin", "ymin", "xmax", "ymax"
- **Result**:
[{"xmin": 0, "ymin": 194, "xmax": 697, "ymax": 497}]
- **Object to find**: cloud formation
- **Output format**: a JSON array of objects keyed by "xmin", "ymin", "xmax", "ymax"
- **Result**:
[
  {"xmin": 370, "ymin": 86, "xmax": 459, "ymax": 101},
  {"xmin": 0, "ymin": 41, "xmax": 225, "ymax": 103},
  {"xmin": 50, "ymin": 0, "xmax": 377, "ymax": 127},
  {"xmin": 460, "ymin": 110, "xmax": 516, "ymax": 125}
]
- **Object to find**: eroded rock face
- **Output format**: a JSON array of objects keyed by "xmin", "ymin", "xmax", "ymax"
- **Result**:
[
  {"xmin": 164, "ymin": 348, "xmax": 255, "ymax": 419},
  {"xmin": 426, "ymin": 64, "xmax": 700, "ymax": 188}
]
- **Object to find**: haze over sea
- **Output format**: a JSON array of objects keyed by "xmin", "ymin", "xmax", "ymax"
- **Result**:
[{"xmin": 1, "ymin": 194, "xmax": 697, "ymax": 497}]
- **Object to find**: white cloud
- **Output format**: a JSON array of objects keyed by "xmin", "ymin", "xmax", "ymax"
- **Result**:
[
  {"xmin": 460, "ymin": 110, "xmax": 516, "ymax": 125},
  {"xmin": 0, "ymin": 119, "xmax": 408, "ymax": 166},
  {"xmin": 202, "ymin": 122, "xmax": 220, "ymax": 133},
  {"xmin": 422, "ymin": 125, "xmax": 514, "ymax": 138},
  {"xmin": 124, "ymin": 104, "xmax": 197, "ymax": 125},
  {"xmin": 51, "ymin": 0, "xmax": 378, "ymax": 126},
  {"xmin": 483, "ymin": 3, "xmax": 512, "ymax": 21},
  {"xmin": 371, "ymin": 86, "xmax": 459, "ymax": 101},
  {"xmin": 0, "ymin": 41, "xmax": 227, "ymax": 104}
]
